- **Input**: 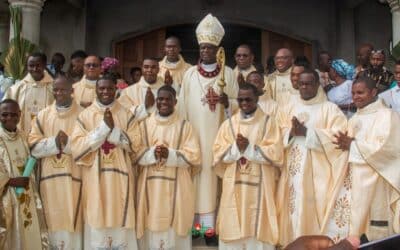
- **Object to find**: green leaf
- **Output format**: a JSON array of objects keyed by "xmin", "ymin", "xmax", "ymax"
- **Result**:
[{"xmin": 0, "ymin": 6, "xmax": 38, "ymax": 80}]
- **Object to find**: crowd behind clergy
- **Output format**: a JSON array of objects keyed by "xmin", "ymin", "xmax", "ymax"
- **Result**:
[{"xmin": 0, "ymin": 14, "xmax": 400, "ymax": 250}]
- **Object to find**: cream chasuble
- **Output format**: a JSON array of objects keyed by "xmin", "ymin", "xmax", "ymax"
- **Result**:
[
  {"xmin": 158, "ymin": 55, "xmax": 191, "ymax": 87},
  {"xmin": 0, "ymin": 127, "xmax": 48, "ymax": 250},
  {"xmin": 178, "ymin": 65, "xmax": 238, "ymax": 214},
  {"xmin": 264, "ymin": 68, "xmax": 296, "ymax": 106},
  {"xmin": 233, "ymin": 65, "xmax": 257, "ymax": 80},
  {"xmin": 119, "ymin": 76, "xmax": 172, "ymax": 114},
  {"xmin": 276, "ymin": 90, "xmax": 348, "ymax": 247},
  {"xmin": 213, "ymin": 108, "xmax": 283, "ymax": 248},
  {"xmin": 73, "ymin": 76, "xmax": 97, "ymax": 108},
  {"xmin": 135, "ymin": 111, "xmax": 201, "ymax": 250},
  {"xmin": 70, "ymin": 100, "xmax": 140, "ymax": 250},
  {"xmin": 29, "ymin": 101, "xmax": 83, "ymax": 249},
  {"xmin": 322, "ymin": 99, "xmax": 400, "ymax": 242},
  {"xmin": 257, "ymin": 92, "xmax": 280, "ymax": 118},
  {"xmin": 3, "ymin": 72, "xmax": 54, "ymax": 133}
]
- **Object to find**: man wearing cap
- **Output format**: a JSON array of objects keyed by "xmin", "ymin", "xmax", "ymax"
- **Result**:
[{"xmin": 178, "ymin": 13, "xmax": 238, "ymax": 242}]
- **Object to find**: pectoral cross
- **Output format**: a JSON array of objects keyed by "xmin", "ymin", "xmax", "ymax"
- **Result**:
[{"xmin": 201, "ymin": 87, "xmax": 220, "ymax": 112}]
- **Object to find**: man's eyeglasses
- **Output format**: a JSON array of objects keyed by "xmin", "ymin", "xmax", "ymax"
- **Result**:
[{"xmin": 84, "ymin": 63, "xmax": 100, "ymax": 68}]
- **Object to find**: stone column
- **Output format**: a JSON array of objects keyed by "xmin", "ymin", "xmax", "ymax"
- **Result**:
[
  {"xmin": 388, "ymin": 0, "xmax": 400, "ymax": 46},
  {"xmin": 0, "ymin": 11, "xmax": 9, "ymax": 53},
  {"xmin": 8, "ymin": 0, "xmax": 45, "ymax": 45}
]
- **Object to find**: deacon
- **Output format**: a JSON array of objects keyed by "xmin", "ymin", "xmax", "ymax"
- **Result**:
[
  {"xmin": 265, "ymin": 48, "xmax": 296, "ymax": 106},
  {"xmin": 178, "ymin": 13, "xmax": 238, "ymax": 234},
  {"xmin": 276, "ymin": 69, "xmax": 348, "ymax": 246},
  {"xmin": 3, "ymin": 52, "xmax": 54, "ymax": 133},
  {"xmin": 71, "ymin": 74, "xmax": 141, "ymax": 249},
  {"xmin": 213, "ymin": 83, "xmax": 283, "ymax": 249},
  {"xmin": 29, "ymin": 74, "xmax": 83, "ymax": 249},
  {"xmin": 136, "ymin": 85, "xmax": 201, "ymax": 250},
  {"xmin": 158, "ymin": 36, "xmax": 192, "ymax": 89},
  {"xmin": 322, "ymin": 77, "xmax": 400, "ymax": 242},
  {"xmin": 233, "ymin": 44, "xmax": 256, "ymax": 85},
  {"xmin": 246, "ymin": 71, "xmax": 279, "ymax": 117},
  {"xmin": 119, "ymin": 58, "xmax": 174, "ymax": 115},
  {"xmin": 73, "ymin": 55, "xmax": 102, "ymax": 108},
  {"xmin": 0, "ymin": 99, "xmax": 48, "ymax": 249}
]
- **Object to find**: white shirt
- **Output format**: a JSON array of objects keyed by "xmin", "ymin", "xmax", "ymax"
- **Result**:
[
  {"xmin": 379, "ymin": 84, "xmax": 400, "ymax": 113},
  {"xmin": 327, "ymin": 79, "xmax": 353, "ymax": 106}
]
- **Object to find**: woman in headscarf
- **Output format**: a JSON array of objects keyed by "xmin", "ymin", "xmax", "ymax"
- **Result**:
[{"xmin": 327, "ymin": 59, "xmax": 356, "ymax": 117}]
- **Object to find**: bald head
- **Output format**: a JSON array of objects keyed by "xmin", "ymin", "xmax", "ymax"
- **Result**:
[{"xmin": 275, "ymin": 48, "xmax": 294, "ymax": 73}]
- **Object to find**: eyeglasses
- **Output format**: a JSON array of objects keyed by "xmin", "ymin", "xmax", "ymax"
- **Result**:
[
  {"xmin": 84, "ymin": 63, "xmax": 100, "ymax": 68},
  {"xmin": 237, "ymin": 97, "xmax": 254, "ymax": 103}
]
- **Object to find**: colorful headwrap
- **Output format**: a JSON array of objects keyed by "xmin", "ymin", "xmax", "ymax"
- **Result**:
[
  {"xmin": 101, "ymin": 57, "xmax": 119, "ymax": 72},
  {"xmin": 331, "ymin": 59, "xmax": 355, "ymax": 80}
]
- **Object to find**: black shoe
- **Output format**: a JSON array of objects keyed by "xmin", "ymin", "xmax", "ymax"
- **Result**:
[{"xmin": 205, "ymin": 234, "xmax": 218, "ymax": 246}]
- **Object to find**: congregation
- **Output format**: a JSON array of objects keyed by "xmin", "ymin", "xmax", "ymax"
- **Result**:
[{"xmin": 1, "ymin": 13, "xmax": 400, "ymax": 250}]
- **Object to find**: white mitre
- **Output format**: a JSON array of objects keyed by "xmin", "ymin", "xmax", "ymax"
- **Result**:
[{"xmin": 196, "ymin": 13, "xmax": 225, "ymax": 46}]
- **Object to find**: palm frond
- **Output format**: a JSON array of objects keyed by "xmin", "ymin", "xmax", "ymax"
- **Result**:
[{"xmin": 0, "ymin": 6, "xmax": 38, "ymax": 80}]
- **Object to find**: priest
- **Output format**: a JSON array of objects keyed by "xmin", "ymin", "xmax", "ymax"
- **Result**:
[
  {"xmin": 276, "ymin": 69, "xmax": 348, "ymax": 246},
  {"xmin": 135, "ymin": 85, "xmax": 201, "ymax": 250},
  {"xmin": 213, "ymin": 83, "xmax": 283, "ymax": 249},
  {"xmin": 119, "ymin": 58, "xmax": 175, "ymax": 116},
  {"xmin": 3, "ymin": 52, "xmax": 54, "ymax": 133},
  {"xmin": 246, "ymin": 71, "xmax": 279, "ymax": 117},
  {"xmin": 178, "ymin": 13, "xmax": 238, "ymax": 235},
  {"xmin": 158, "ymin": 36, "xmax": 191, "ymax": 90},
  {"xmin": 322, "ymin": 76, "xmax": 400, "ymax": 242},
  {"xmin": 71, "ymin": 74, "xmax": 141, "ymax": 249},
  {"xmin": 264, "ymin": 48, "xmax": 296, "ymax": 106},
  {"xmin": 233, "ymin": 44, "xmax": 257, "ymax": 85},
  {"xmin": 73, "ymin": 55, "xmax": 102, "ymax": 108},
  {"xmin": 0, "ymin": 99, "xmax": 48, "ymax": 249},
  {"xmin": 29, "ymin": 74, "xmax": 83, "ymax": 249}
]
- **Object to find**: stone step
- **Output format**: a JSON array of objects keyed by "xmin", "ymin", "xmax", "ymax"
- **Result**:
[{"xmin": 192, "ymin": 238, "xmax": 218, "ymax": 250}]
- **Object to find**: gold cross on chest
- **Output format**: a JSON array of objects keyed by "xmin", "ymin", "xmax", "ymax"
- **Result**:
[{"xmin": 201, "ymin": 87, "xmax": 220, "ymax": 112}]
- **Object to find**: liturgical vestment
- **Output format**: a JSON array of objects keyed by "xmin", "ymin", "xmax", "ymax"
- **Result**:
[
  {"xmin": 322, "ymin": 99, "xmax": 400, "ymax": 242},
  {"xmin": 3, "ymin": 72, "xmax": 54, "ymax": 133},
  {"xmin": 276, "ymin": 91, "xmax": 348, "ymax": 246},
  {"xmin": 71, "ymin": 100, "xmax": 141, "ymax": 249},
  {"xmin": 158, "ymin": 55, "xmax": 191, "ymax": 88},
  {"xmin": 136, "ymin": 111, "xmax": 201, "ymax": 250},
  {"xmin": 178, "ymin": 64, "xmax": 238, "ymax": 215},
  {"xmin": 213, "ymin": 108, "xmax": 283, "ymax": 249},
  {"xmin": 73, "ymin": 76, "xmax": 97, "ymax": 108},
  {"xmin": 29, "ymin": 101, "xmax": 83, "ymax": 249},
  {"xmin": 0, "ymin": 126, "xmax": 48, "ymax": 250}
]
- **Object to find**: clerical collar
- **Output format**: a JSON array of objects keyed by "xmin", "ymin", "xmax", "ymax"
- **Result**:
[
  {"xmin": 56, "ymin": 102, "xmax": 72, "ymax": 111},
  {"xmin": 85, "ymin": 77, "xmax": 97, "ymax": 85},
  {"xmin": 240, "ymin": 110, "xmax": 256, "ymax": 119},
  {"xmin": 166, "ymin": 58, "xmax": 179, "ymax": 65},
  {"xmin": 198, "ymin": 61, "xmax": 220, "ymax": 78},
  {"xmin": 96, "ymin": 99, "xmax": 114, "ymax": 109}
]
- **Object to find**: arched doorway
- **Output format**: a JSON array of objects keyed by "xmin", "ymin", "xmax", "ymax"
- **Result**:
[{"xmin": 113, "ymin": 24, "xmax": 313, "ymax": 80}]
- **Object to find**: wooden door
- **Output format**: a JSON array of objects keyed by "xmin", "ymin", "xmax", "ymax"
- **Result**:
[
  {"xmin": 113, "ymin": 29, "xmax": 166, "ymax": 79},
  {"xmin": 261, "ymin": 30, "xmax": 312, "ymax": 69}
]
